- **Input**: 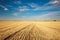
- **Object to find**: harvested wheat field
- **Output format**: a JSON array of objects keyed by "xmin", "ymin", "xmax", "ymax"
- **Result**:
[{"xmin": 0, "ymin": 21, "xmax": 60, "ymax": 40}]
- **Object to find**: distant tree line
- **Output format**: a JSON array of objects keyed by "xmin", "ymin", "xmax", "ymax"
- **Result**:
[{"xmin": 53, "ymin": 20, "xmax": 56, "ymax": 21}]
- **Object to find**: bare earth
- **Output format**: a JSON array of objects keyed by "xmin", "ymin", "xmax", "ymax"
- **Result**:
[{"xmin": 0, "ymin": 21, "xmax": 60, "ymax": 40}]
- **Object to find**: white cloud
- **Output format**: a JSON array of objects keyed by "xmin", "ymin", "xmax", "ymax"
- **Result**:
[
  {"xmin": 27, "ymin": 2, "xmax": 54, "ymax": 11},
  {"xmin": 44, "ymin": 0, "xmax": 60, "ymax": 7},
  {"xmin": 17, "ymin": 0, "xmax": 60, "ymax": 12},
  {"xmin": 43, "ymin": 0, "xmax": 59, "ymax": 6},
  {"xmin": 34, "ymin": 0, "xmax": 60, "ymax": 11},
  {"xmin": 39, "ymin": 11, "xmax": 60, "ymax": 20},
  {"xmin": 19, "ymin": 9, "xmax": 29, "ymax": 12},
  {"xmin": 28, "ymin": 3, "xmax": 41, "ymax": 11},
  {"xmin": 51, "ymin": 0, "xmax": 59, "ymax": 4},
  {"xmin": 13, "ymin": 13, "xmax": 18, "ymax": 16},
  {"xmin": 13, "ymin": 0, "xmax": 60, "ymax": 12},
  {"xmin": 28, "ymin": 3, "xmax": 38, "ymax": 8},
  {"xmin": 19, "ymin": 6, "xmax": 29, "ymax": 12},
  {"xmin": 4, "ymin": 8, "xmax": 8, "ymax": 11},
  {"xmin": 37, "ymin": 0, "xmax": 60, "ymax": 10},
  {"xmin": 35, "ymin": 11, "xmax": 60, "ymax": 20},
  {"xmin": 0, "ymin": 5, "xmax": 8, "ymax": 11},
  {"xmin": 20, "ymin": 11, "xmax": 60, "ymax": 20},
  {"xmin": 33, "ymin": 7, "xmax": 41, "ymax": 11}
]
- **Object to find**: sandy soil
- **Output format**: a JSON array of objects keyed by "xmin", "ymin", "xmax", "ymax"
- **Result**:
[{"xmin": 0, "ymin": 21, "xmax": 60, "ymax": 40}]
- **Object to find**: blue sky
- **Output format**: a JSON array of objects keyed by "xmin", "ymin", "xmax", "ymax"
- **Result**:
[{"xmin": 0, "ymin": 0, "xmax": 60, "ymax": 20}]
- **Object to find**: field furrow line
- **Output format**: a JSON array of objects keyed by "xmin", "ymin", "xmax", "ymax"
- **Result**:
[{"xmin": 4, "ymin": 24, "xmax": 34, "ymax": 40}]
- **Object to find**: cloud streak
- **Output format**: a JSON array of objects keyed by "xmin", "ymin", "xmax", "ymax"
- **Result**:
[
  {"xmin": 13, "ymin": 13, "xmax": 18, "ymax": 17},
  {"xmin": 0, "ymin": 5, "xmax": 8, "ymax": 11},
  {"xmin": 19, "ymin": 6, "xmax": 30, "ymax": 12},
  {"xmin": 27, "ymin": 0, "xmax": 60, "ymax": 11},
  {"xmin": 20, "ymin": 11, "xmax": 60, "ymax": 20},
  {"xmin": 15, "ymin": 0, "xmax": 60, "ymax": 12}
]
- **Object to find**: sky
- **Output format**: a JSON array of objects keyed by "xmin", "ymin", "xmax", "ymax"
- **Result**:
[{"xmin": 0, "ymin": 0, "xmax": 60, "ymax": 20}]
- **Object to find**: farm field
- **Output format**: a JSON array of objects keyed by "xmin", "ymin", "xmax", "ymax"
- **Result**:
[{"xmin": 0, "ymin": 21, "xmax": 60, "ymax": 40}]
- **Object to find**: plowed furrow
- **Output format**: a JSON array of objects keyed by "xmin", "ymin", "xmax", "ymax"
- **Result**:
[{"xmin": 4, "ymin": 24, "xmax": 34, "ymax": 40}]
